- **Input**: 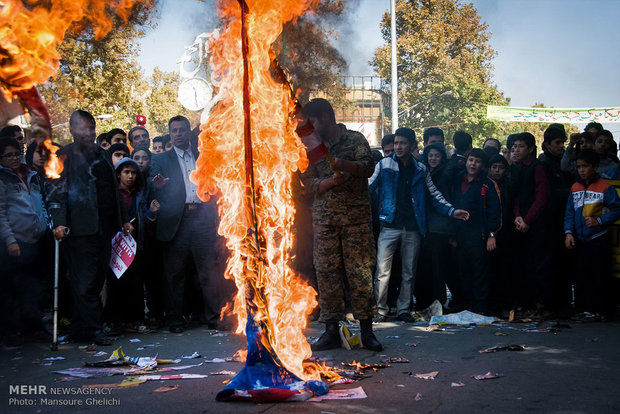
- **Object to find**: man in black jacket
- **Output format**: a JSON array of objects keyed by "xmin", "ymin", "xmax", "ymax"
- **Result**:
[{"xmin": 51, "ymin": 110, "xmax": 133, "ymax": 345}]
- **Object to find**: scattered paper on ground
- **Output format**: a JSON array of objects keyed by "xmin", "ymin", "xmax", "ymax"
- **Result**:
[
  {"xmin": 205, "ymin": 358, "xmax": 227, "ymax": 363},
  {"xmin": 331, "ymin": 378, "xmax": 355, "ymax": 385},
  {"xmin": 157, "ymin": 362, "xmax": 204, "ymax": 371},
  {"xmin": 451, "ymin": 382, "xmax": 465, "ymax": 387},
  {"xmin": 429, "ymin": 310, "xmax": 499, "ymax": 326},
  {"xmin": 180, "ymin": 352, "xmax": 201, "ymax": 359},
  {"xmin": 53, "ymin": 367, "xmax": 131, "ymax": 378},
  {"xmin": 414, "ymin": 371, "xmax": 438, "ymax": 380},
  {"xmin": 308, "ymin": 387, "xmax": 367, "ymax": 402},
  {"xmin": 138, "ymin": 374, "xmax": 208, "ymax": 381},
  {"xmin": 415, "ymin": 392, "xmax": 423, "ymax": 401},
  {"xmin": 473, "ymin": 372, "xmax": 503, "ymax": 380},
  {"xmin": 479, "ymin": 344, "xmax": 525, "ymax": 353},
  {"xmin": 154, "ymin": 385, "xmax": 179, "ymax": 392},
  {"xmin": 120, "ymin": 378, "xmax": 146, "ymax": 387}
]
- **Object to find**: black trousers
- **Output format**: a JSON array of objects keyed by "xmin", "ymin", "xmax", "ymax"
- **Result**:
[
  {"xmin": 0, "ymin": 240, "xmax": 45, "ymax": 337},
  {"xmin": 162, "ymin": 205, "xmax": 221, "ymax": 327},
  {"xmin": 573, "ymin": 234, "xmax": 611, "ymax": 315},
  {"xmin": 489, "ymin": 229, "xmax": 516, "ymax": 312},
  {"xmin": 64, "ymin": 231, "xmax": 113, "ymax": 337},
  {"xmin": 513, "ymin": 222, "xmax": 553, "ymax": 308},
  {"xmin": 456, "ymin": 230, "xmax": 490, "ymax": 314},
  {"xmin": 103, "ymin": 251, "xmax": 145, "ymax": 324},
  {"xmin": 415, "ymin": 233, "xmax": 453, "ymax": 309},
  {"xmin": 143, "ymin": 237, "xmax": 164, "ymax": 319}
]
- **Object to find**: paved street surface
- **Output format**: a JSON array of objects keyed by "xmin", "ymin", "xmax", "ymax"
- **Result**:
[{"xmin": 2, "ymin": 319, "xmax": 619, "ymax": 413}]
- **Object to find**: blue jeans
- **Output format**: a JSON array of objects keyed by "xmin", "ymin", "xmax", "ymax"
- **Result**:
[{"xmin": 374, "ymin": 226, "xmax": 421, "ymax": 316}]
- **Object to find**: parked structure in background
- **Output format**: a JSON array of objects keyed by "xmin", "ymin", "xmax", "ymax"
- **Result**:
[{"xmin": 312, "ymin": 76, "xmax": 388, "ymax": 147}]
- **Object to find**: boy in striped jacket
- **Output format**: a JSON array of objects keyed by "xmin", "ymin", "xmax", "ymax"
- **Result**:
[{"xmin": 564, "ymin": 149, "xmax": 620, "ymax": 321}]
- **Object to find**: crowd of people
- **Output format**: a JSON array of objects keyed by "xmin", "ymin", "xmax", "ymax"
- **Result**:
[
  {"xmin": 1, "ymin": 101, "xmax": 619, "ymax": 352},
  {"xmin": 367, "ymin": 119, "xmax": 620, "ymax": 327},
  {"xmin": 0, "ymin": 112, "xmax": 230, "ymax": 348}
]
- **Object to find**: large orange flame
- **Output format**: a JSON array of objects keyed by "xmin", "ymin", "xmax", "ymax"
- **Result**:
[
  {"xmin": 0, "ymin": 0, "xmax": 150, "ymax": 99},
  {"xmin": 193, "ymin": 0, "xmax": 325, "ymax": 381}
]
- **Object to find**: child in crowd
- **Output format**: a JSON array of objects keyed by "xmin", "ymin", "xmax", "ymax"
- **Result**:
[
  {"xmin": 103, "ymin": 157, "xmax": 159, "ymax": 334},
  {"xmin": 511, "ymin": 132, "xmax": 553, "ymax": 316},
  {"xmin": 416, "ymin": 142, "xmax": 456, "ymax": 311},
  {"xmin": 562, "ymin": 129, "xmax": 598, "ymax": 178},
  {"xmin": 131, "ymin": 145, "xmax": 151, "ymax": 178},
  {"xmin": 450, "ymin": 149, "xmax": 501, "ymax": 315},
  {"xmin": 593, "ymin": 130, "xmax": 620, "ymax": 179},
  {"xmin": 108, "ymin": 143, "xmax": 130, "ymax": 167},
  {"xmin": 130, "ymin": 145, "xmax": 164, "ymax": 329},
  {"xmin": 565, "ymin": 149, "xmax": 620, "ymax": 321},
  {"xmin": 487, "ymin": 154, "xmax": 514, "ymax": 316}
]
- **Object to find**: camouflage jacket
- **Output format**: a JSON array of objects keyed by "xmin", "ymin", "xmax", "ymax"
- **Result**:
[{"xmin": 302, "ymin": 124, "xmax": 374, "ymax": 225}]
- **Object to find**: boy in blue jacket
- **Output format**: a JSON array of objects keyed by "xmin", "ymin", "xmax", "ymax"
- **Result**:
[
  {"xmin": 564, "ymin": 149, "xmax": 620, "ymax": 321},
  {"xmin": 369, "ymin": 128, "xmax": 469, "ymax": 323}
]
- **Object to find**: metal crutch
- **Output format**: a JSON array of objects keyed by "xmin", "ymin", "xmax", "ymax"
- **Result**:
[{"xmin": 51, "ymin": 236, "xmax": 60, "ymax": 351}]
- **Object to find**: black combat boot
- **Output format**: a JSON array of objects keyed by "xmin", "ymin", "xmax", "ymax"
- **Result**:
[
  {"xmin": 359, "ymin": 319, "xmax": 383, "ymax": 352},
  {"xmin": 311, "ymin": 320, "xmax": 341, "ymax": 351}
]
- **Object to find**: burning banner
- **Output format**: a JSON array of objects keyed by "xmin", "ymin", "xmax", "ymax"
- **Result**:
[
  {"xmin": 193, "ymin": 0, "xmax": 334, "ymax": 402},
  {"xmin": 0, "ymin": 0, "xmax": 149, "ymax": 98},
  {"xmin": 1, "ymin": 0, "xmax": 152, "ymax": 174}
]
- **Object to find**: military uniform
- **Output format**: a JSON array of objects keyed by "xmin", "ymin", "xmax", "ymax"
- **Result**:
[{"xmin": 302, "ymin": 124, "xmax": 376, "ymax": 320}]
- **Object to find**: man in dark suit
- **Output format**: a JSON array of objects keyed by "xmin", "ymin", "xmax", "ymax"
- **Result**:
[
  {"xmin": 149, "ymin": 115, "xmax": 222, "ymax": 333},
  {"xmin": 51, "ymin": 110, "xmax": 133, "ymax": 345}
]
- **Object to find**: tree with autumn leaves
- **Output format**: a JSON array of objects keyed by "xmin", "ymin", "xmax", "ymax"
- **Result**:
[
  {"xmin": 39, "ymin": 2, "xmax": 200, "ymax": 144},
  {"xmin": 372, "ymin": 0, "xmax": 509, "ymax": 144}
]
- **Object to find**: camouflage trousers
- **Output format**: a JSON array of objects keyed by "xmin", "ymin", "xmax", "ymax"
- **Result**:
[{"xmin": 312, "ymin": 221, "xmax": 376, "ymax": 320}]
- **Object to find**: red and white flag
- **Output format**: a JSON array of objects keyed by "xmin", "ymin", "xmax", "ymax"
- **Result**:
[{"xmin": 296, "ymin": 120, "xmax": 328, "ymax": 164}]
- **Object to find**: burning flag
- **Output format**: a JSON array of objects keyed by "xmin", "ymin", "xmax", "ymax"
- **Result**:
[
  {"xmin": 1, "ymin": 0, "xmax": 151, "ymax": 178},
  {"xmin": 0, "ymin": 0, "xmax": 151, "ymax": 99},
  {"xmin": 193, "ymin": 0, "xmax": 338, "ymax": 402}
]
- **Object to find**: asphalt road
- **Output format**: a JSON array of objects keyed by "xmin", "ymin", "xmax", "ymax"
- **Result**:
[{"xmin": 2, "ymin": 318, "xmax": 619, "ymax": 413}]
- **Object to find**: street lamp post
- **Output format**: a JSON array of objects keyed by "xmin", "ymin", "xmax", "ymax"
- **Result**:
[{"xmin": 390, "ymin": 0, "xmax": 398, "ymax": 132}]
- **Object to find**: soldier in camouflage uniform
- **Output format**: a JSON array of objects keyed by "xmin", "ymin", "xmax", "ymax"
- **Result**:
[{"xmin": 301, "ymin": 98, "xmax": 382, "ymax": 352}]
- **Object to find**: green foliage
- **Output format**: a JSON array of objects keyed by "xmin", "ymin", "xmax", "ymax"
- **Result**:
[
  {"xmin": 274, "ymin": 0, "xmax": 349, "ymax": 106},
  {"xmin": 40, "ymin": 5, "xmax": 153, "ymax": 145},
  {"xmin": 372, "ymin": 0, "xmax": 508, "ymax": 142}
]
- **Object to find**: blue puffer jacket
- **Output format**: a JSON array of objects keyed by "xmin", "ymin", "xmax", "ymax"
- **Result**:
[
  {"xmin": 369, "ymin": 154, "xmax": 455, "ymax": 236},
  {"xmin": 0, "ymin": 165, "xmax": 49, "ymax": 246}
]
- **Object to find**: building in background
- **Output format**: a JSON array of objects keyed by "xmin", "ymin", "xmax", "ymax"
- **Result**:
[{"xmin": 312, "ymin": 76, "xmax": 388, "ymax": 147}]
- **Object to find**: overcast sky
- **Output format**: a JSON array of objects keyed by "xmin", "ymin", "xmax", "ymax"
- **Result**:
[{"xmin": 138, "ymin": 0, "xmax": 620, "ymax": 132}]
